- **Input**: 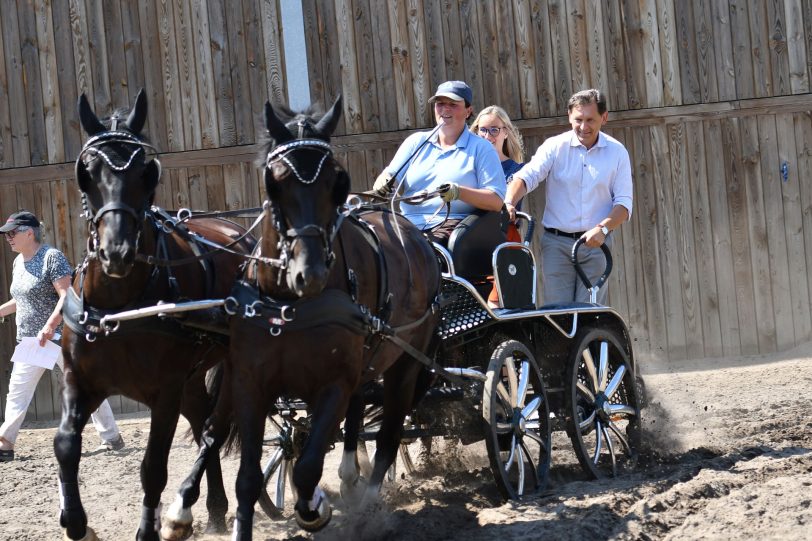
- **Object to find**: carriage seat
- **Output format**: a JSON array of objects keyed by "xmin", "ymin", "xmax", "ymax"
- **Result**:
[{"xmin": 446, "ymin": 208, "xmax": 509, "ymax": 281}]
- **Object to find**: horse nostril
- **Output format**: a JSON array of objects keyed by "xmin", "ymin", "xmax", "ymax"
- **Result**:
[{"xmin": 98, "ymin": 248, "xmax": 109, "ymax": 262}]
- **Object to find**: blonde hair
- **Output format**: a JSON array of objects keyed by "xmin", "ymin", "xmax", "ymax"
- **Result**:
[{"xmin": 470, "ymin": 105, "xmax": 524, "ymax": 162}]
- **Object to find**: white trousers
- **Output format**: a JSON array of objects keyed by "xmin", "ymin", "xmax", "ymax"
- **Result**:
[{"xmin": 0, "ymin": 354, "xmax": 121, "ymax": 445}]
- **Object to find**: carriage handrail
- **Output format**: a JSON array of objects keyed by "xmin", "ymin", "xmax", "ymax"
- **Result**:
[
  {"xmin": 514, "ymin": 211, "xmax": 535, "ymax": 246},
  {"xmin": 570, "ymin": 237, "xmax": 613, "ymax": 304}
]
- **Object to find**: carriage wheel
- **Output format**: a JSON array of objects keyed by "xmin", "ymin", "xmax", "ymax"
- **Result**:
[
  {"xmin": 482, "ymin": 340, "xmax": 551, "ymax": 500},
  {"xmin": 565, "ymin": 327, "xmax": 641, "ymax": 479},
  {"xmin": 258, "ymin": 414, "xmax": 301, "ymax": 519}
]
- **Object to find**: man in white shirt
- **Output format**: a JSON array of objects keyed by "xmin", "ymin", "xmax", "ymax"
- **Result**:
[{"xmin": 504, "ymin": 89, "xmax": 633, "ymax": 305}]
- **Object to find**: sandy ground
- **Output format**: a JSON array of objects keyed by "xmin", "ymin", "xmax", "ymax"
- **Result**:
[{"xmin": 1, "ymin": 344, "xmax": 811, "ymax": 541}]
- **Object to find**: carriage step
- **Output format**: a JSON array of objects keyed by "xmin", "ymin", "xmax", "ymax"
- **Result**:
[{"xmin": 423, "ymin": 386, "xmax": 464, "ymax": 402}]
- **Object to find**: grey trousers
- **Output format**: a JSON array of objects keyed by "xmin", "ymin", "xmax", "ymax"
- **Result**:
[{"xmin": 540, "ymin": 231, "xmax": 612, "ymax": 305}]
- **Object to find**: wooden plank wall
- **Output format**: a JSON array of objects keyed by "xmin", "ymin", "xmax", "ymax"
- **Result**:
[{"xmin": 1, "ymin": 0, "xmax": 812, "ymax": 422}]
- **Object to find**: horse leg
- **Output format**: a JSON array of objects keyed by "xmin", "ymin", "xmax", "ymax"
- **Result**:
[
  {"xmin": 162, "ymin": 371, "xmax": 230, "ymax": 540},
  {"xmin": 364, "ymin": 357, "xmax": 422, "ymax": 502},
  {"xmin": 338, "ymin": 390, "xmax": 366, "ymax": 506},
  {"xmin": 137, "ymin": 396, "xmax": 182, "ymax": 541},
  {"xmin": 292, "ymin": 383, "xmax": 351, "ymax": 532},
  {"xmin": 54, "ymin": 382, "xmax": 98, "ymax": 541}
]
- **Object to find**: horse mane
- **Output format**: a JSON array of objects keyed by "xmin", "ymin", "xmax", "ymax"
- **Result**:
[{"xmin": 256, "ymin": 102, "xmax": 328, "ymax": 168}]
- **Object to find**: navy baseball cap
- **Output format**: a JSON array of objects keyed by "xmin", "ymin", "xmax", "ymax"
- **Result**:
[
  {"xmin": 429, "ymin": 81, "xmax": 473, "ymax": 104},
  {"xmin": 0, "ymin": 210, "xmax": 40, "ymax": 233}
]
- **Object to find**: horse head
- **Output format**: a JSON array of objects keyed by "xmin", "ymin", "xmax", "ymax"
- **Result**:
[
  {"xmin": 75, "ymin": 89, "xmax": 161, "ymax": 278},
  {"xmin": 260, "ymin": 96, "xmax": 349, "ymax": 297}
]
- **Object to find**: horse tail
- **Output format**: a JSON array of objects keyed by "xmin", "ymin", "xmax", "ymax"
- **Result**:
[{"xmin": 204, "ymin": 362, "xmax": 243, "ymax": 455}]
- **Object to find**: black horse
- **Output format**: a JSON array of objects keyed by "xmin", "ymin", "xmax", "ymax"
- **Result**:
[
  {"xmin": 223, "ymin": 97, "xmax": 441, "ymax": 539},
  {"xmin": 55, "ymin": 89, "xmax": 255, "ymax": 541}
]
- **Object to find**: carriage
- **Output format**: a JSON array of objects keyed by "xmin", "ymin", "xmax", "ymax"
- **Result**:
[{"xmin": 57, "ymin": 90, "xmax": 641, "ymax": 541}]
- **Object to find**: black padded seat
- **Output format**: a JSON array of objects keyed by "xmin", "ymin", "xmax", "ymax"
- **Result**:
[{"xmin": 447, "ymin": 208, "xmax": 509, "ymax": 280}]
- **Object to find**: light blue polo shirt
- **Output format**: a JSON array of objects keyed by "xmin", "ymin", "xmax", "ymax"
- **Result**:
[{"xmin": 384, "ymin": 128, "xmax": 506, "ymax": 228}]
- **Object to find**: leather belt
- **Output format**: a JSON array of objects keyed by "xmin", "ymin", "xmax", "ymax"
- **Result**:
[{"xmin": 544, "ymin": 227, "xmax": 584, "ymax": 239}]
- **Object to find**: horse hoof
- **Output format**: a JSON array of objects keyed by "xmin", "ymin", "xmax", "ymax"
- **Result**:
[
  {"xmin": 160, "ymin": 497, "xmax": 193, "ymax": 540},
  {"xmin": 64, "ymin": 526, "xmax": 98, "ymax": 541},
  {"xmin": 339, "ymin": 476, "xmax": 367, "ymax": 508},
  {"xmin": 294, "ymin": 488, "xmax": 332, "ymax": 532},
  {"xmin": 159, "ymin": 523, "xmax": 193, "ymax": 541}
]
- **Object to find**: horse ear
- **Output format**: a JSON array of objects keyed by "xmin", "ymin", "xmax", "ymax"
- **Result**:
[
  {"xmin": 144, "ymin": 159, "xmax": 161, "ymax": 194},
  {"xmin": 78, "ymin": 94, "xmax": 106, "ymax": 136},
  {"xmin": 126, "ymin": 88, "xmax": 148, "ymax": 134},
  {"xmin": 264, "ymin": 101, "xmax": 293, "ymax": 144},
  {"xmin": 332, "ymin": 169, "xmax": 351, "ymax": 206},
  {"xmin": 315, "ymin": 95, "xmax": 343, "ymax": 138}
]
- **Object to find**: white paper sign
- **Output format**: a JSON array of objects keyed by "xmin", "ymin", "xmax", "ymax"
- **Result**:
[{"xmin": 10, "ymin": 337, "xmax": 61, "ymax": 370}]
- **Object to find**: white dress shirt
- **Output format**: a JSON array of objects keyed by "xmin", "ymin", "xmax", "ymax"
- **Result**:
[{"xmin": 516, "ymin": 130, "xmax": 633, "ymax": 232}]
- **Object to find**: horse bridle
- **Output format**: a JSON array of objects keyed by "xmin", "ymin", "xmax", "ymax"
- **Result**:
[
  {"xmin": 76, "ymin": 130, "xmax": 160, "ymax": 255},
  {"xmin": 263, "ymin": 138, "xmax": 347, "ymax": 275}
]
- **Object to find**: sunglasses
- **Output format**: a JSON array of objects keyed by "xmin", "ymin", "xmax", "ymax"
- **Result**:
[
  {"xmin": 4, "ymin": 227, "xmax": 29, "ymax": 239},
  {"xmin": 478, "ymin": 126, "xmax": 503, "ymax": 137}
]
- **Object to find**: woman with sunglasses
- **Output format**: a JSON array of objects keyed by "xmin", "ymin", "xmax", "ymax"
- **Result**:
[{"xmin": 0, "ymin": 210, "xmax": 124, "ymax": 462}]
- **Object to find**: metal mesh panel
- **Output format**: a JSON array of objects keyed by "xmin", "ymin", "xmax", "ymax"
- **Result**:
[{"xmin": 437, "ymin": 279, "xmax": 492, "ymax": 339}]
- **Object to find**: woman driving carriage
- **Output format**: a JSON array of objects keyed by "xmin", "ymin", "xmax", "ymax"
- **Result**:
[{"xmin": 372, "ymin": 80, "xmax": 506, "ymax": 245}]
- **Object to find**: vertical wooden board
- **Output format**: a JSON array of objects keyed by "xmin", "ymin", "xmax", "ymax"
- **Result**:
[
  {"xmin": 739, "ymin": 116, "xmax": 778, "ymax": 352},
  {"xmin": 187, "ymin": 166, "xmax": 209, "ymax": 211},
  {"xmin": 728, "ymin": 0, "xmax": 755, "ymax": 99},
  {"xmin": 777, "ymin": 113, "xmax": 812, "ymax": 343},
  {"xmin": 674, "ymin": 0, "xmax": 700, "ymax": 104},
  {"xmin": 369, "ymin": 0, "xmax": 397, "ymax": 131},
  {"xmin": 84, "ymin": 0, "xmax": 112, "ymax": 114},
  {"xmin": 223, "ymin": 162, "xmax": 248, "ymax": 212},
  {"xmin": 547, "ymin": 0, "xmax": 573, "ymax": 110},
  {"xmin": 152, "ymin": 168, "xmax": 172, "ymax": 209},
  {"xmin": 654, "ymin": 0, "xmax": 681, "ymax": 105},
  {"xmin": 423, "ymin": 0, "xmax": 447, "ymax": 93},
  {"xmin": 684, "ymin": 122, "xmax": 723, "ymax": 358},
  {"xmin": 438, "ymin": 0, "xmax": 465, "ymax": 82},
  {"xmin": 69, "ymin": 0, "xmax": 94, "ymax": 107},
  {"xmin": 334, "ymin": 0, "xmax": 363, "ymax": 133},
  {"xmin": 242, "ymin": 162, "xmax": 262, "ymax": 213},
  {"xmin": 119, "ymin": 0, "xmax": 146, "ymax": 104},
  {"xmin": 240, "ymin": 0, "xmax": 266, "ymax": 136},
  {"xmin": 33, "ymin": 0, "xmax": 64, "ymax": 163},
  {"xmin": 259, "ymin": 0, "xmax": 287, "ymax": 108},
  {"xmin": 802, "ymin": 0, "xmax": 812, "ymax": 89},
  {"xmin": 757, "ymin": 115, "xmax": 795, "ymax": 350},
  {"xmin": 785, "ymin": 0, "xmax": 810, "ymax": 92},
  {"xmin": 720, "ymin": 117, "xmax": 759, "ymax": 354},
  {"xmin": 50, "ymin": 179, "xmax": 76, "ymax": 259},
  {"xmin": 101, "ymin": 0, "xmax": 128, "ymax": 109},
  {"xmin": 362, "ymin": 149, "xmax": 384, "ymax": 190},
  {"xmin": 314, "ymin": 0, "xmax": 346, "ymax": 134},
  {"xmin": 711, "ymin": 0, "xmax": 737, "ymax": 100},
  {"xmin": 769, "ymin": 0, "xmax": 793, "ymax": 96},
  {"xmin": 156, "ymin": 0, "xmax": 185, "ymax": 150},
  {"xmin": 637, "ymin": 0, "xmax": 664, "ymax": 107},
  {"xmin": 692, "ymin": 0, "xmax": 719, "ymax": 103},
  {"xmin": 405, "ymin": 0, "xmax": 431, "ymax": 125},
  {"xmin": 65, "ymin": 178, "xmax": 86, "ymax": 267},
  {"xmin": 171, "ymin": 167, "xmax": 191, "ymax": 210},
  {"xmin": 564, "ymin": 0, "xmax": 590, "ymax": 93},
  {"xmin": 476, "ymin": 1, "xmax": 499, "ymax": 108},
  {"xmin": 137, "ymin": 1, "xmax": 169, "ymax": 150},
  {"xmin": 631, "ymin": 126, "xmax": 667, "ymax": 361},
  {"xmin": 301, "ymin": 0, "xmax": 326, "ymax": 106},
  {"xmin": 667, "ymin": 123, "xmax": 703, "ymax": 359},
  {"xmin": 528, "ymin": 0, "xmax": 557, "ymax": 116},
  {"xmin": 606, "ymin": 222, "xmax": 629, "ymax": 320},
  {"xmin": 458, "ymin": 0, "xmax": 485, "ymax": 116},
  {"xmin": 387, "ymin": 0, "xmax": 417, "ymax": 129},
  {"xmin": 747, "ymin": 1, "xmax": 774, "ymax": 98},
  {"xmin": 600, "ymin": 0, "xmax": 628, "ymax": 111},
  {"xmin": 51, "ymin": 0, "xmax": 81, "ymax": 160},
  {"xmin": 793, "ymin": 111, "xmax": 812, "ymax": 341},
  {"xmin": 345, "ymin": 151, "xmax": 367, "ymax": 190},
  {"xmin": 205, "ymin": 165, "xmax": 227, "ymax": 211},
  {"xmin": 205, "ymin": 0, "xmax": 236, "ymax": 147},
  {"xmin": 225, "ymin": 0, "xmax": 254, "ymax": 145},
  {"xmin": 16, "ymin": 2, "xmax": 46, "ymax": 165},
  {"xmin": 2, "ymin": 0, "xmax": 30, "ymax": 166},
  {"xmin": 173, "ymin": 0, "xmax": 203, "ymax": 149},
  {"xmin": 583, "ymin": 0, "xmax": 608, "ymax": 97},
  {"xmin": 0, "ymin": 10, "xmax": 11, "ymax": 168},
  {"xmin": 188, "ymin": 0, "xmax": 219, "ymax": 148},
  {"xmin": 511, "ymin": 0, "xmax": 540, "ymax": 118},
  {"xmin": 650, "ymin": 124, "xmax": 687, "ymax": 360},
  {"xmin": 494, "ymin": 1, "xmax": 521, "ymax": 115},
  {"xmin": 619, "ymin": 0, "xmax": 645, "ymax": 109}
]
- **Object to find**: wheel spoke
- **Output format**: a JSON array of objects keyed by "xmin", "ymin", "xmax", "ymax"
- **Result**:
[
  {"xmin": 592, "ymin": 420, "xmax": 603, "ymax": 464},
  {"xmin": 602, "ymin": 424, "xmax": 616, "ymax": 476},
  {"xmin": 582, "ymin": 347, "xmax": 599, "ymax": 391},
  {"xmin": 524, "ymin": 427, "xmax": 546, "ymax": 448},
  {"xmin": 505, "ymin": 354, "xmax": 519, "ymax": 405},
  {"xmin": 516, "ymin": 443, "xmax": 526, "ymax": 496},
  {"xmin": 576, "ymin": 381, "xmax": 595, "ymax": 401},
  {"xmin": 275, "ymin": 458, "xmax": 288, "ymax": 509},
  {"xmin": 263, "ymin": 447, "xmax": 284, "ymax": 480},
  {"xmin": 503, "ymin": 433, "xmax": 517, "ymax": 473},
  {"xmin": 603, "ymin": 364, "xmax": 627, "ymax": 399},
  {"xmin": 521, "ymin": 396, "xmax": 542, "ymax": 420},
  {"xmin": 520, "ymin": 439, "xmax": 540, "ymax": 486},
  {"xmin": 496, "ymin": 381, "xmax": 512, "ymax": 408},
  {"xmin": 516, "ymin": 360, "xmax": 530, "ymax": 408},
  {"xmin": 494, "ymin": 421, "xmax": 513, "ymax": 434},
  {"xmin": 607, "ymin": 420, "xmax": 633, "ymax": 455},
  {"xmin": 578, "ymin": 410, "xmax": 596, "ymax": 431},
  {"xmin": 598, "ymin": 341, "xmax": 609, "ymax": 391},
  {"xmin": 608, "ymin": 403, "xmax": 637, "ymax": 416}
]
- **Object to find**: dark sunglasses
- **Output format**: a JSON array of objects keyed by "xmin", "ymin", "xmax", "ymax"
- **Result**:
[
  {"xmin": 478, "ymin": 126, "xmax": 503, "ymax": 136},
  {"xmin": 4, "ymin": 227, "xmax": 29, "ymax": 239}
]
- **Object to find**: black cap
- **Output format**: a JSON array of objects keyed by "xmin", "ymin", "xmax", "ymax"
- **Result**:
[{"xmin": 0, "ymin": 210, "xmax": 40, "ymax": 233}]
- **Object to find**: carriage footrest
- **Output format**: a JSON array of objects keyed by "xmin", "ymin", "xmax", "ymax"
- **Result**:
[{"xmin": 423, "ymin": 386, "xmax": 464, "ymax": 402}]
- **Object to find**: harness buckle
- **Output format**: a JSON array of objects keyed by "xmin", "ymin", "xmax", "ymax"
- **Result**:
[
  {"xmin": 78, "ymin": 311, "xmax": 90, "ymax": 325},
  {"xmin": 85, "ymin": 332, "xmax": 97, "ymax": 343},
  {"xmin": 245, "ymin": 300, "xmax": 262, "ymax": 318},
  {"xmin": 224, "ymin": 296, "xmax": 239, "ymax": 315},
  {"xmin": 270, "ymin": 326, "xmax": 282, "ymax": 337},
  {"xmin": 280, "ymin": 305, "xmax": 295, "ymax": 322},
  {"xmin": 101, "ymin": 319, "xmax": 121, "ymax": 335}
]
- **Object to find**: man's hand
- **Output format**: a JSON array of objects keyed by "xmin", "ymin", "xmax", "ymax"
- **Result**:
[
  {"xmin": 583, "ymin": 225, "xmax": 608, "ymax": 248},
  {"xmin": 372, "ymin": 172, "xmax": 396, "ymax": 196},
  {"xmin": 440, "ymin": 183, "xmax": 460, "ymax": 203},
  {"xmin": 505, "ymin": 202, "xmax": 517, "ymax": 221}
]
